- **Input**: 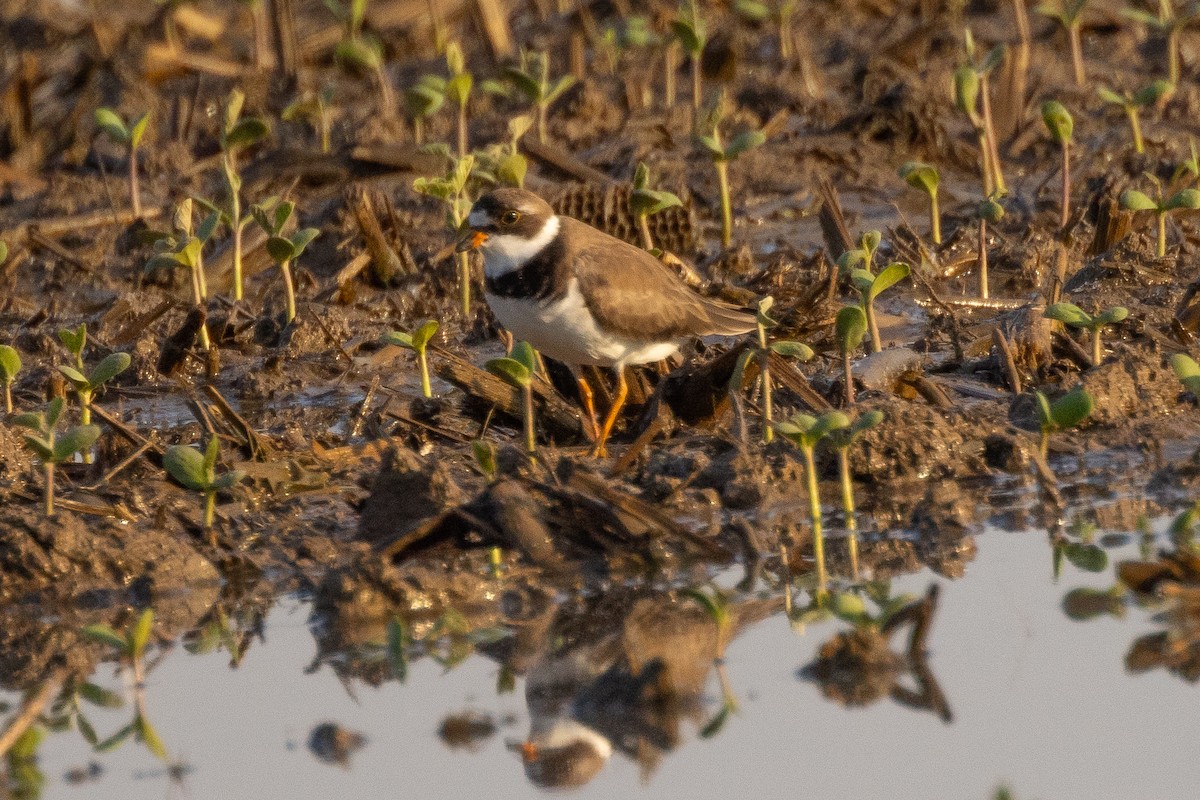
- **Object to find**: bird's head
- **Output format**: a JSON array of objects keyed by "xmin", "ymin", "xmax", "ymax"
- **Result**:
[{"xmin": 455, "ymin": 188, "xmax": 560, "ymax": 274}]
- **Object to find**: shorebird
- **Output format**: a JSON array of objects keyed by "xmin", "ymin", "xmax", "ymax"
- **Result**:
[{"xmin": 456, "ymin": 187, "xmax": 754, "ymax": 456}]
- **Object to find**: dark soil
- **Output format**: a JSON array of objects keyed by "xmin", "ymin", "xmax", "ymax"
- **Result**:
[{"xmin": 4, "ymin": 0, "xmax": 1200, "ymax": 697}]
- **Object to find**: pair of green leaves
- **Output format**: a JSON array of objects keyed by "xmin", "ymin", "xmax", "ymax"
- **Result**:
[
  {"xmin": 775, "ymin": 410, "xmax": 851, "ymax": 450},
  {"xmin": 383, "ymin": 320, "xmax": 438, "ymax": 353},
  {"xmin": 1171, "ymin": 353, "xmax": 1200, "ymax": 395},
  {"xmin": 1098, "ymin": 80, "xmax": 1174, "ymax": 112},
  {"xmin": 1035, "ymin": 386, "xmax": 1094, "ymax": 434},
  {"xmin": 413, "ymin": 154, "xmax": 475, "ymax": 205},
  {"xmin": 163, "ymin": 437, "xmax": 245, "ymax": 494},
  {"xmin": 1043, "ymin": 302, "xmax": 1128, "ymax": 333},
  {"xmin": 1036, "ymin": 0, "xmax": 1088, "ymax": 26},
  {"xmin": 59, "ymin": 352, "xmax": 132, "ymax": 397},
  {"xmin": 252, "ymin": 201, "xmax": 320, "ymax": 264},
  {"xmin": 94, "ymin": 108, "xmax": 149, "ymax": 150},
  {"xmin": 59, "ymin": 323, "xmax": 87, "ymax": 364},
  {"xmin": 630, "ymin": 162, "xmax": 684, "ymax": 218},
  {"xmin": 671, "ymin": 1, "xmax": 706, "ymax": 55},
  {"xmin": 844, "ymin": 261, "xmax": 911, "ymax": 306},
  {"xmin": 14, "ymin": 397, "xmax": 101, "ymax": 464},
  {"xmin": 1120, "ymin": 186, "xmax": 1200, "ymax": 214},
  {"xmin": 221, "ymin": 88, "xmax": 270, "ymax": 152},
  {"xmin": 697, "ymin": 130, "xmax": 766, "ymax": 163},
  {"xmin": 0, "ymin": 343, "xmax": 20, "ymax": 383},
  {"xmin": 406, "ymin": 74, "xmax": 447, "ymax": 120},
  {"xmin": 486, "ymin": 341, "xmax": 537, "ymax": 389},
  {"xmin": 505, "ymin": 52, "xmax": 575, "ymax": 105},
  {"xmin": 82, "ymin": 609, "xmax": 155, "ymax": 662}
]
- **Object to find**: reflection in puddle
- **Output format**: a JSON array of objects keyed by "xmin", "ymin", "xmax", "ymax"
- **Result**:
[{"xmin": 5, "ymin": 523, "xmax": 1200, "ymax": 798}]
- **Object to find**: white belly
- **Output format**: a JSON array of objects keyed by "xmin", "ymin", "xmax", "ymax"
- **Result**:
[{"xmin": 485, "ymin": 278, "xmax": 680, "ymax": 368}]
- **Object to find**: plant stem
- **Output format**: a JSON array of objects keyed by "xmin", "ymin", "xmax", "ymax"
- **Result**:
[
  {"xmin": 842, "ymin": 350, "xmax": 855, "ymax": 406},
  {"xmin": 1060, "ymin": 143, "xmax": 1070, "ymax": 230},
  {"xmin": 801, "ymin": 445, "xmax": 827, "ymax": 601},
  {"xmin": 838, "ymin": 448, "xmax": 859, "ymax": 581},
  {"xmin": 779, "ymin": 7, "xmax": 793, "ymax": 62},
  {"xmin": 664, "ymin": 44, "xmax": 677, "ymax": 108},
  {"xmin": 225, "ymin": 157, "xmax": 244, "ymax": 301},
  {"xmin": 280, "ymin": 259, "xmax": 296, "ymax": 323},
  {"xmin": 457, "ymin": 101, "xmax": 468, "ymax": 158},
  {"xmin": 1157, "ymin": 210, "xmax": 1167, "ymax": 257},
  {"xmin": 414, "ymin": 117, "xmax": 424, "ymax": 146},
  {"xmin": 4, "ymin": 381, "xmax": 11, "ymax": 414},
  {"xmin": 977, "ymin": 129, "xmax": 994, "ymax": 197},
  {"xmin": 864, "ymin": 297, "xmax": 882, "ymax": 354},
  {"xmin": 1068, "ymin": 21, "xmax": 1085, "ymax": 86},
  {"xmin": 418, "ymin": 347, "xmax": 432, "ymax": 398},
  {"xmin": 1127, "ymin": 107, "xmax": 1144, "ymax": 154},
  {"xmin": 458, "ymin": 251, "xmax": 471, "ymax": 317},
  {"xmin": 320, "ymin": 110, "xmax": 331, "ymax": 154},
  {"xmin": 979, "ymin": 74, "xmax": 1006, "ymax": 194},
  {"xmin": 1092, "ymin": 328, "xmax": 1102, "ymax": 366},
  {"xmin": 691, "ymin": 54, "xmax": 702, "ymax": 112},
  {"xmin": 522, "ymin": 383, "xmax": 535, "ymax": 454},
  {"xmin": 637, "ymin": 214, "xmax": 654, "ymax": 250},
  {"xmin": 204, "ymin": 488, "xmax": 215, "ymax": 529},
  {"xmin": 978, "ymin": 217, "xmax": 989, "ymax": 300},
  {"xmin": 375, "ymin": 64, "xmax": 396, "ymax": 120},
  {"xmin": 128, "ymin": 146, "xmax": 142, "ymax": 218},
  {"xmin": 929, "ymin": 190, "xmax": 941, "ymax": 245},
  {"xmin": 44, "ymin": 462, "xmax": 54, "ymax": 517},
  {"xmin": 537, "ymin": 102, "xmax": 547, "ymax": 144},
  {"xmin": 1169, "ymin": 28, "xmax": 1180, "ymax": 86},
  {"xmin": 716, "ymin": 159, "xmax": 732, "ymax": 248}
]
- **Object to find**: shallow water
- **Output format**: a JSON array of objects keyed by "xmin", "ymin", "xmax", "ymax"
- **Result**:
[{"xmin": 7, "ymin": 521, "xmax": 1200, "ymax": 800}]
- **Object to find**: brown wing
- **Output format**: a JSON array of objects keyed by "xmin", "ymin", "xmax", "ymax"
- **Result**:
[{"xmin": 565, "ymin": 218, "xmax": 755, "ymax": 341}]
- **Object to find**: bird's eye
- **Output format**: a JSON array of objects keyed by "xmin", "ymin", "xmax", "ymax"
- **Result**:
[{"xmin": 501, "ymin": 210, "xmax": 521, "ymax": 225}]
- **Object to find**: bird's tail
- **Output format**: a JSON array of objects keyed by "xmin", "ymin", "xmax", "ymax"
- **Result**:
[{"xmin": 702, "ymin": 300, "xmax": 756, "ymax": 336}]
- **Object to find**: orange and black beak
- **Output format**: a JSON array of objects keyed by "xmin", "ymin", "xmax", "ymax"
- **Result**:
[{"xmin": 455, "ymin": 226, "xmax": 489, "ymax": 252}]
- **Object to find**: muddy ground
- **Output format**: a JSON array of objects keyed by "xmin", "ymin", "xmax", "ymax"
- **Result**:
[{"xmin": 4, "ymin": 0, "xmax": 1200, "ymax": 706}]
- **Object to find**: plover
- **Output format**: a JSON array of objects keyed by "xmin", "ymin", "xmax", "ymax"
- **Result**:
[{"xmin": 457, "ymin": 187, "xmax": 754, "ymax": 456}]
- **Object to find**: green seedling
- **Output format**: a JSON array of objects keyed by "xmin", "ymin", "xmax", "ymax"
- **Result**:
[
  {"xmin": 13, "ymin": 397, "xmax": 101, "ymax": 517},
  {"xmin": 145, "ymin": 198, "xmax": 220, "ymax": 350},
  {"xmin": 1168, "ymin": 500, "xmax": 1200, "ymax": 554},
  {"xmin": 253, "ymin": 200, "xmax": 320, "ymax": 324},
  {"xmin": 445, "ymin": 42, "xmax": 473, "ymax": 157},
  {"xmin": 630, "ymin": 162, "xmax": 683, "ymax": 250},
  {"xmin": 898, "ymin": 161, "xmax": 941, "ymax": 244},
  {"xmin": 826, "ymin": 409, "xmax": 883, "ymax": 580},
  {"xmin": 505, "ymin": 50, "xmax": 575, "ymax": 144},
  {"xmin": 671, "ymin": 0, "xmax": 707, "ymax": 111},
  {"xmin": 1037, "ymin": 0, "xmax": 1089, "ymax": 86},
  {"xmin": 471, "ymin": 439, "xmax": 498, "ymax": 482},
  {"xmin": 835, "ymin": 305, "xmax": 867, "ymax": 406},
  {"xmin": 219, "ymin": 88, "xmax": 271, "ymax": 302},
  {"xmin": 472, "ymin": 115, "xmax": 532, "ymax": 189},
  {"xmin": 486, "ymin": 341, "xmax": 538, "ymax": 455},
  {"xmin": 698, "ymin": 107, "xmax": 766, "ymax": 248},
  {"xmin": 1172, "ymin": 353, "xmax": 1200, "ymax": 396},
  {"xmin": 1123, "ymin": 2, "xmax": 1197, "ymax": 85},
  {"xmin": 0, "ymin": 343, "xmax": 20, "ymax": 413},
  {"xmin": 1120, "ymin": 177, "xmax": 1200, "ymax": 257},
  {"xmin": 415, "ymin": 154, "xmax": 475, "ymax": 316},
  {"xmin": 1043, "ymin": 302, "xmax": 1128, "ymax": 365},
  {"xmin": 775, "ymin": 410, "xmax": 851, "ymax": 601},
  {"xmin": 1097, "ymin": 80, "xmax": 1174, "ymax": 155},
  {"xmin": 1172, "ymin": 137, "xmax": 1200, "ymax": 184},
  {"xmin": 838, "ymin": 235, "xmax": 910, "ymax": 354},
  {"xmin": 383, "ymin": 320, "xmax": 439, "ymax": 398},
  {"xmin": 977, "ymin": 195, "xmax": 1005, "ymax": 300},
  {"xmin": 164, "ymin": 436, "xmax": 246, "ymax": 535},
  {"xmin": 729, "ymin": 296, "xmax": 813, "ymax": 443},
  {"xmin": 405, "ymin": 74, "xmax": 445, "ymax": 147},
  {"xmin": 57, "ymin": 323, "xmax": 131, "ymax": 462},
  {"xmin": 81, "ymin": 608, "xmax": 169, "ymax": 760},
  {"xmin": 1034, "ymin": 386, "xmax": 1094, "ymax": 458},
  {"xmin": 1041, "ymin": 101, "xmax": 1074, "ymax": 229},
  {"xmin": 282, "ymin": 86, "xmax": 336, "ymax": 154},
  {"xmin": 94, "ymin": 108, "xmax": 150, "ymax": 218},
  {"xmin": 331, "ymin": 0, "xmax": 395, "ymax": 119},
  {"xmin": 82, "ymin": 609, "xmax": 155, "ymax": 687},
  {"xmin": 1052, "ymin": 517, "xmax": 1108, "ymax": 580},
  {"xmin": 957, "ymin": 30, "xmax": 1007, "ymax": 195}
]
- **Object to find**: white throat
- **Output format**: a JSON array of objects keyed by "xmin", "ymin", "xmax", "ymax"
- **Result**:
[{"xmin": 480, "ymin": 215, "xmax": 560, "ymax": 278}]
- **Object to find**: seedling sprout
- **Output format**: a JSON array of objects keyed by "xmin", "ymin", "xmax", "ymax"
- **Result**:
[
  {"xmin": 957, "ymin": 31, "xmax": 1007, "ymax": 196},
  {"xmin": 415, "ymin": 154, "xmax": 475, "ymax": 317},
  {"xmin": 219, "ymin": 89, "xmax": 271, "ymax": 302},
  {"xmin": 835, "ymin": 305, "xmax": 867, "ymax": 406},
  {"xmin": 57, "ymin": 323, "xmax": 131, "ymax": 463},
  {"xmin": 383, "ymin": 320, "xmax": 439, "ymax": 398},
  {"xmin": 898, "ymin": 162, "xmax": 941, "ymax": 244},
  {"xmin": 94, "ymin": 108, "xmax": 149, "ymax": 218},
  {"xmin": 445, "ymin": 42, "xmax": 473, "ymax": 157},
  {"xmin": 163, "ymin": 436, "xmax": 246, "ymax": 537},
  {"xmin": 1040, "ymin": 101, "xmax": 1074, "ymax": 229},
  {"xmin": 485, "ymin": 341, "xmax": 538, "ymax": 455},
  {"xmin": 253, "ymin": 200, "xmax": 320, "ymax": 324},
  {"xmin": 629, "ymin": 162, "xmax": 683, "ymax": 250},
  {"xmin": 827, "ymin": 409, "xmax": 883, "ymax": 580},
  {"xmin": 405, "ymin": 74, "xmax": 445, "ymax": 147},
  {"xmin": 282, "ymin": 87, "xmax": 336, "ymax": 154},
  {"xmin": 839, "ymin": 234, "xmax": 910, "ymax": 354},
  {"xmin": 0, "ymin": 343, "xmax": 20, "ymax": 413},
  {"xmin": 331, "ymin": 0, "xmax": 396, "ymax": 119},
  {"xmin": 13, "ymin": 397, "xmax": 101, "ymax": 517},
  {"xmin": 730, "ymin": 296, "xmax": 813, "ymax": 443},
  {"xmin": 1119, "ymin": 176, "xmax": 1200, "ymax": 257},
  {"xmin": 1034, "ymin": 386, "xmax": 1094, "ymax": 458},
  {"xmin": 977, "ymin": 195, "xmax": 1005, "ymax": 300},
  {"xmin": 671, "ymin": 0, "xmax": 707, "ymax": 111},
  {"xmin": 1123, "ymin": 2, "xmax": 1195, "ymax": 85},
  {"xmin": 505, "ymin": 50, "xmax": 575, "ymax": 145},
  {"xmin": 1097, "ymin": 80, "xmax": 1174, "ymax": 155},
  {"xmin": 1037, "ymin": 0, "xmax": 1089, "ymax": 86},
  {"xmin": 697, "ymin": 107, "xmax": 765, "ymax": 248},
  {"xmin": 1043, "ymin": 302, "xmax": 1128, "ymax": 365}
]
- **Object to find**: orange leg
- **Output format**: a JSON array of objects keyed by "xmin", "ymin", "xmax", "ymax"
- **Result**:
[
  {"xmin": 576, "ymin": 375, "xmax": 601, "ymax": 442},
  {"xmin": 592, "ymin": 368, "xmax": 628, "ymax": 458}
]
